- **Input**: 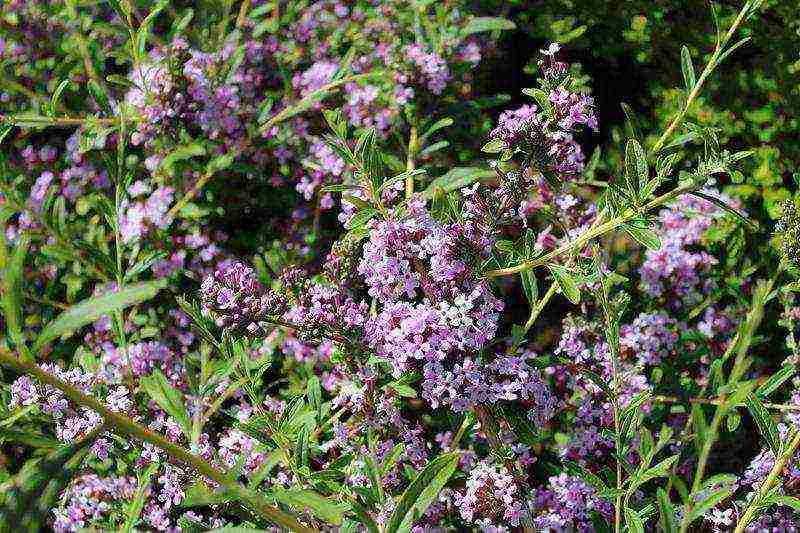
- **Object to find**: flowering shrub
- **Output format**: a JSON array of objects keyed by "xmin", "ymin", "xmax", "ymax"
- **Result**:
[{"xmin": 1, "ymin": 0, "xmax": 799, "ymax": 532}]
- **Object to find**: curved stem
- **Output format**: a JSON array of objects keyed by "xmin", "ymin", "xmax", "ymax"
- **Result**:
[
  {"xmin": 0, "ymin": 349, "xmax": 315, "ymax": 533},
  {"xmin": 733, "ymin": 430, "xmax": 800, "ymax": 533},
  {"xmin": 485, "ymin": 183, "xmax": 694, "ymax": 278},
  {"xmin": 650, "ymin": 1, "xmax": 752, "ymax": 154}
]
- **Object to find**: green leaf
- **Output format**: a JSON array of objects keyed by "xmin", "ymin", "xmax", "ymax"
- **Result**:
[
  {"xmin": 33, "ymin": 279, "xmax": 167, "ymax": 352},
  {"xmin": 771, "ymin": 495, "xmax": 800, "ymax": 513},
  {"xmin": 347, "ymin": 208, "xmax": 379, "ymax": 230},
  {"xmin": 680, "ymin": 45, "xmax": 696, "ymax": 92},
  {"xmin": 564, "ymin": 461, "xmax": 608, "ymax": 491},
  {"xmin": 631, "ymin": 455, "xmax": 678, "ymax": 490},
  {"xmin": 386, "ymin": 452, "xmax": 459, "ymax": 533},
  {"xmin": 2, "ymin": 236, "xmax": 29, "ymax": 359},
  {"xmin": 122, "ymin": 462, "xmax": 158, "ymax": 532},
  {"xmin": 685, "ymin": 487, "xmax": 732, "ymax": 524},
  {"xmin": 419, "ymin": 117, "xmax": 453, "ymax": 145},
  {"xmin": 424, "ymin": 167, "xmax": 494, "ymax": 197},
  {"xmin": 380, "ymin": 443, "xmax": 406, "ymax": 476},
  {"xmin": 159, "ymin": 143, "xmax": 206, "ymax": 174},
  {"xmin": 136, "ymin": 0, "xmax": 168, "ymax": 56},
  {"xmin": 691, "ymin": 404, "xmax": 708, "ymax": 451},
  {"xmin": 521, "ymin": 270, "xmax": 538, "ymax": 305},
  {"xmin": 461, "ymin": 16, "xmax": 515, "ymax": 36},
  {"xmin": 363, "ymin": 453, "xmax": 384, "ymax": 505},
  {"xmin": 548, "ymin": 264, "xmax": 580, "ymax": 305},
  {"xmin": 481, "ymin": 138, "xmax": 507, "ymax": 153},
  {"xmin": 417, "ymin": 140, "xmax": 449, "ymax": 158},
  {"xmin": 206, "ymin": 153, "xmax": 235, "ymax": 174},
  {"xmin": 656, "ymin": 488, "xmax": 676, "ymax": 532},
  {"xmin": 623, "ymin": 220, "xmax": 661, "ymax": 250},
  {"xmin": 625, "ymin": 507, "xmax": 645, "ymax": 533},
  {"xmin": 306, "ymin": 376, "xmax": 322, "ymax": 414},
  {"xmin": 140, "ymin": 369, "xmax": 191, "ymax": 438},
  {"xmin": 350, "ymin": 500, "xmax": 380, "ymax": 533},
  {"xmin": 387, "ymin": 382, "xmax": 417, "ymax": 398},
  {"xmin": 624, "ymin": 139, "xmax": 648, "ymax": 201},
  {"xmin": 294, "ymin": 423, "xmax": 310, "ymax": 469},
  {"xmin": 0, "ymin": 431, "xmax": 98, "ymax": 530},
  {"xmin": 688, "ymin": 191, "xmax": 758, "ymax": 231},
  {"xmin": 745, "ymin": 393, "xmax": 780, "ymax": 454},
  {"xmin": 271, "ymin": 488, "xmax": 346, "ymax": 526},
  {"xmin": 50, "ymin": 79, "xmax": 70, "ymax": 114},
  {"xmin": 757, "ymin": 365, "xmax": 795, "ymax": 398},
  {"xmin": 726, "ymin": 412, "xmax": 741, "ymax": 432}
]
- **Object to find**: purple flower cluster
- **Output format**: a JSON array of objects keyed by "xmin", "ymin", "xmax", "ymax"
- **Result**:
[
  {"xmin": 640, "ymin": 190, "xmax": 735, "ymax": 305},
  {"xmin": 531, "ymin": 473, "xmax": 612, "ymax": 532},
  {"xmin": 455, "ymin": 460, "xmax": 524, "ymax": 527},
  {"xmin": 200, "ymin": 261, "xmax": 287, "ymax": 333},
  {"xmin": 620, "ymin": 311, "xmax": 679, "ymax": 365}
]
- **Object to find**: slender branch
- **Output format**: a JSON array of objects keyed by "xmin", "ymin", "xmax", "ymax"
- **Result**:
[
  {"xmin": 733, "ymin": 430, "xmax": 800, "ymax": 533},
  {"xmin": 650, "ymin": 1, "xmax": 752, "ymax": 154},
  {"xmin": 678, "ymin": 275, "xmax": 777, "ymax": 533},
  {"xmin": 165, "ymin": 169, "xmax": 215, "ymax": 221},
  {"xmin": 654, "ymin": 395, "xmax": 800, "ymax": 412},
  {"xmin": 259, "ymin": 73, "xmax": 381, "ymax": 134},
  {"xmin": 0, "ymin": 349, "xmax": 314, "ymax": 533},
  {"xmin": 405, "ymin": 125, "xmax": 418, "ymax": 199},
  {"xmin": 485, "ymin": 183, "xmax": 694, "ymax": 278}
]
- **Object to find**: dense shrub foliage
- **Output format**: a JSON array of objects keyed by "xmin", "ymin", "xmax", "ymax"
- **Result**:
[{"xmin": 0, "ymin": 1, "xmax": 799, "ymax": 532}]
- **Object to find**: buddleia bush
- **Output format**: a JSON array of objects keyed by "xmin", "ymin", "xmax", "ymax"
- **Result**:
[{"xmin": 1, "ymin": 1, "xmax": 799, "ymax": 532}]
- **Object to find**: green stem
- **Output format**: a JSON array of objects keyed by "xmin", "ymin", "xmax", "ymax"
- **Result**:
[
  {"xmin": 405, "ymin": 125, "xmax": 418, "ymax": 199},
  {"xmin": 678, "ymin": 276, "xmax": 776, "ymax": 533},
  {"xmin": 733, "ymin": 430, "xmax": 800, "ymax": 533},
  {"xmin": 0, "ymin": 350, "xmax": 314, "ymax": 533},
  {"xmin": 650, "ymin": 1, "xmax": 752, "ymax": 155},
  {"xmin": 485, "ymin": 183, "xmax": 694, "ymax": 278}
]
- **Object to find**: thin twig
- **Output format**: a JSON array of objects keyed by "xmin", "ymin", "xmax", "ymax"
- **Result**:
[{"xmin": 0, "ymin": 349, "xmax": 314, "ymax": 532}]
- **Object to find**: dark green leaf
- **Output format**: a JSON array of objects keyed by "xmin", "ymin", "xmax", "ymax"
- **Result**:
[
  {"xmin": 271, "ymin": 488, "xmax": 346, "ymax": 526},
  {"xmin": 680, "ymin": 46, "xmax": 696, "ymax": 92},
  {"xmin": 34, "ymin": 280, "xmax": 166, "ymax": 352},
  {"xmin": 548, "ymin": 264, "xmax": 580, "ymax": 305},
  {"xmin": 461, "ymin": 17, "xmax": 516, "ymax": 36},
  {"xmin": 122, "ymin": 462, "xmax": 159, "ymax": 532},
  {"xmin": 386, "ymin": 453, "xmax": 459, "ymax": 533},
  {"xmin": 656, "ymin": 488, "xmax": 676, "ymax": 532},
  {"xmin": 140, "ymin": 369, "xmax": 191, "ymax": 438},
  {"xmin": 745, "ymin": 393, "xmax": 780, "ymax": 454}
]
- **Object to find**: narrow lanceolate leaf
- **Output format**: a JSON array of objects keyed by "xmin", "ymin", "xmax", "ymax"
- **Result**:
[
  {"xmin": 294, "ymin": 423, "xmax": 310, "ymax": 469},
  {"xmin": 686, "ymin": 487, "xmax": 732, "ymax": 524},
  {"xmin": 548, "ymin": 265, "xmax": 580, "ymax": 305},
  {"xmin": 2, "ymin": 236, "xmax": 29, "ymax": 358},
  {"xmin": 656, "ymin": 488, "xmax": 676, "ymax": 532},
  {"xmin": 770, "ymin": 495, "xmax": 800, "ymax": 513},
  {"xmin": 757, "ymin": 365, "xmax": 795, "ymax": 398},
  {"xmin": 461, "ymin": 16, "xmax": 516, "ymax": 37},
  {"xmin": 521, "ymin": 270, "xmax": 538, "ymax": 305},
  {"xmin": 140, "ymin": 369, "xmax": 191, "ymax": 438},
  {"xmin": 624, "ymin": 139, "xmax": 648, "ymax": 202},
  {"xmin": 271, "ymin": 488, "xmax": 346, "ymax": 526},
  {"xmin": 386, "ymin": 452, "xmax": 460, "ymax": 533},
  {"xmin": 122, "ymin": 462, "xmax": 159, "ymax": 532},
  {"xmin": 680, "ymin": 45, "xmax": 696, "ymax": 92},
  {"xmin": 159, "ymin": 142, "xmax": 206, "ymax": 174},
  {"xmin": 0, "ymin": 430, "xmax": 98, "ymax": 530},
  {"xmin": 623, "ymin": 220, "xmax": 661, "ymax": 250},
  {"xmin": 625, "ymin": 507, "xmax": 645, "ymax": 533},
  {"xmin": 688, "ymin": 191, "xmax": 758, "ymax": 231},
  {"xmin": 745, "ymin": 393, "xmax": 781, "ymax": 454},
  {"xmin": 33, "ymin": 279, "xmax": 167, "ymax": 352}
]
